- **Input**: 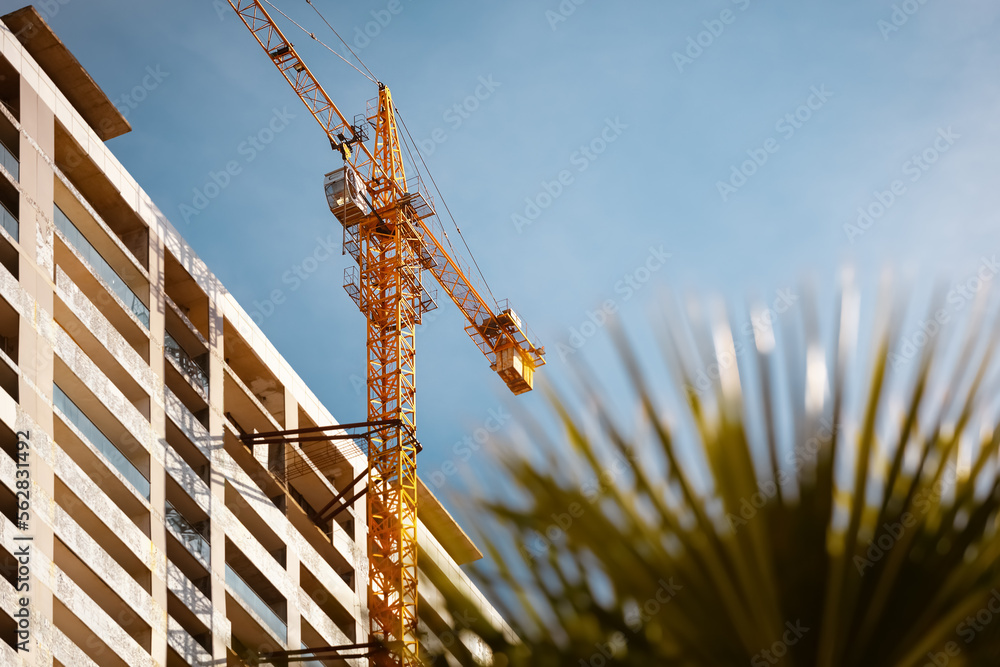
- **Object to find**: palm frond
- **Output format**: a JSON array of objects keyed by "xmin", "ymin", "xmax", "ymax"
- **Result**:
[{"xmin": 429, "ymin": 283, "xmax": 1000, "ymax": 666}]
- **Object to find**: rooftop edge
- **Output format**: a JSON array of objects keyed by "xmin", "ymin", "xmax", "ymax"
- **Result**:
[{"xmin": 3, "ymin": 5, "xmax": 130, "ymax": 140}]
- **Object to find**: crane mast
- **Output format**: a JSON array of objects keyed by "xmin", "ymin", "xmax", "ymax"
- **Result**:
[
  {"xmin": 361, "ymin": 86, "xmax": 420, "ymax": 665},
  {"xmin": 225, "ymin": 2, "xmax": 544, "ymax": 665}
]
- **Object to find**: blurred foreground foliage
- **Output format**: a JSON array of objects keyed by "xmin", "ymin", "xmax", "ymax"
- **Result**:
[{"xmin": 425, "ymin": 287, "xmax": 1000, "ymax": 667}]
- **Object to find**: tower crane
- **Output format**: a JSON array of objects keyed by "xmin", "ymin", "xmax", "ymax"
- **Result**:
[{"xmin": 224, "ymin": 2, "xmax": 545, "ymax": 665}]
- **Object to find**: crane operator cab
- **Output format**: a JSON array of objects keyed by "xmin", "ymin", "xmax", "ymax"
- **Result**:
[{"xmin": 324, "ymin": 165, "xmax": 370, "ymax": 227}]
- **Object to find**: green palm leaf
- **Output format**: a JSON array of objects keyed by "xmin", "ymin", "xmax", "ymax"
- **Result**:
[{"xmin": 427, "ymin": 284, "xmax": 1000, "ymax": 666}]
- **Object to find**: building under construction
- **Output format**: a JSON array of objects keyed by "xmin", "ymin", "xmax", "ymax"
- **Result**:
[{"xmin": 0, "ymin": 6, "xmax": 518, "ymax": 666}]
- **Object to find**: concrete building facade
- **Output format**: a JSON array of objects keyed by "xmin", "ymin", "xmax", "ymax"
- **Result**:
[{"xmin": 0, "ymin": 7, "xmax": 511, "ymax": 666}]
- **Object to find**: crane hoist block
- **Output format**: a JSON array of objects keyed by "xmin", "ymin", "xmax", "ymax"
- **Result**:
[{"xmin": 325, "ymin": 166, "xmax": 370, "ymax": 227}]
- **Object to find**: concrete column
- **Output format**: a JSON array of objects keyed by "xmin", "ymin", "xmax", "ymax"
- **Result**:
[
  {"xmin": 147, "ymin": 229, "xmax": 168, "ymax": 665},
  {"xmin": 283, "ymin": 390, "xmax": 300, "ymax": 652},
  {"xmin": 18, "ymin": 71, "xmax": 55, "ymax": 667},
  {"xmin": 206, "ymin": 295, "xmax": 229, "ymax": 662}
]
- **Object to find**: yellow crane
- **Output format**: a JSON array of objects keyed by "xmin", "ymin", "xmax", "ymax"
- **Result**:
[{"xmin": 224, "ymin": 2, "xmax": 545, "ymax": 665}]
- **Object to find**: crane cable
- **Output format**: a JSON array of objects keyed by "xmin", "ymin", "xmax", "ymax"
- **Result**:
[
  {"xmin": 396, "ymin": 110, "xmax": 501, "ymax": 312},
  {"xmin": 395, "ymin": 115, "xmax": 466, "ymax": 270},
  {"xmin": 291, "ymin": 0, "xmax": 502, "ymax": 312},
  {"xmin": 302, "ymin": 0, "xmax": 379, "ymax": 84},
  {"xmin": 259, "ymin": 0, "xmax": 376, "ymax": 83}
]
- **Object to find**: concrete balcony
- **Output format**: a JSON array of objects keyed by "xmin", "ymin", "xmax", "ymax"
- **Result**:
[
  {"xmin": 164, "ymin": 330, "xmax": 209, "ymax": 430},
  {"xmin": 165, "ymin": 559, "xmax": 216, "ymax": 647},
  {"xmin": 0, "ymin": 139, "xmax": 16, "ymax": 182},
  {"xmin": 55, "ymin": 204, "xmax": 149, "ymax": 328},
  {"xmin": 53, "ymin": 383, "xmax": 150, "ymax": 502},
  {"xmin": 0, "ymin": 345, "xmax": 14, "ymax": 433},
  {"xmin": 167, "ymin": 615, "xmax": 213, "ymax": 666},
  {"xmin": 165, "ymin": 500, "xmax": 210, "ymax": 566},
  {"xmin": 225, "ymin": 560, "xmax": 287, "ymax": 646},
  {"xmin": 55, "ymin": 267, "xmax": 155, "ymax": 419},
  {"xmin": 0, "ymin": 201, "xmax": 14, "ymax": 243}
]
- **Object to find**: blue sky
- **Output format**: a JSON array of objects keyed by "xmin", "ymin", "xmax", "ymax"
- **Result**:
[{"xmin": 39, "ymin": 0, "xmax": 1000, "ymax": 511}]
